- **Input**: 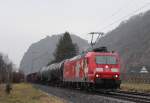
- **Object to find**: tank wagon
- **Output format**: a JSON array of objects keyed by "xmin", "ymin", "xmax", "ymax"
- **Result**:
[
  {"xmin": 27, "ymin": 47, "xmax": 121, "ymax": 89},
  {"xmin": 38, "ymin": 62, "xmax": 64, "ymax": 85},
  {"xmin": 26, "ymin": 72, "xmax": 39, "ymax": 83}
]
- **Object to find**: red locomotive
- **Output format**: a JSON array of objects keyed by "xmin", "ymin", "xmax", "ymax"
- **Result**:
[
  {"xmin": 27, "ymin": 47, "xmax": 121, "ymax": 89},
  {"xmin": 63, "ymin": 47, "xmax": 121, "ymax": 89}
]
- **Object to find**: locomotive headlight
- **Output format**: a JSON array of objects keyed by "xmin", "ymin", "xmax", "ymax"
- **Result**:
[
  {"xmin": 96, "ymin": 74, "xmax": 99, "ymax": 78},
  {"xmin": 114, "ymin": 75, "xmax": 119, "ymax": 78},
  {"xmin": 96, "ymin": 68, "xmax": 103, "ymax": 72},
  {"xmin": 111, "ymin": 68, "xmax": 119, "ymax": 72}
]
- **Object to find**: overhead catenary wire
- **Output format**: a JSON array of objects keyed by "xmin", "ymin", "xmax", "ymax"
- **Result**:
[
  {"xmin": 102, "ymin": 1, "xmax": 131, "ymax": 24},
  {"xmin": 86, "ymin": 1, "xmax": 150, "ymax": 43},
  {"xmin": 99, "ymin": 2, "xmax": 150, "ymax": 32}
]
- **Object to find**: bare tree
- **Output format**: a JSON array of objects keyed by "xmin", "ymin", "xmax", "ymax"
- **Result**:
[
  {"xmin": 0, "ymin": 54, "xmax": 6, "ymax": 84},
  {"xmin": 0, "ymin": 53, "xmax": 14, "ymax": 94}
]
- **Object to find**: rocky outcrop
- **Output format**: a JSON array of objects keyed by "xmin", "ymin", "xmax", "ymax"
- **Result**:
[{"xmin": 20, "ymin": 34, "xmax": 89, "ymax": 74}]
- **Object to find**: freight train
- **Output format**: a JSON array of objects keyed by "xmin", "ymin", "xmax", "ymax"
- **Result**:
[{"xmin": 27, "ymin": 47, "xmax": 121, "ymax": 89}]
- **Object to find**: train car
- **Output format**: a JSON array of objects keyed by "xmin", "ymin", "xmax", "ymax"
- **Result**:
[
  {"xmin": 63, "ymin": 47, "xmax": 121, "ymax": 89},
  {"xmin": 38, "ymin": 62, "xmax": 64, "ymax": 84},
  {"xmin": 26, "ymin": 72, "xmax": 39, "ymax": 83},
  {"xmin": 27, "ymin": 47, "xmax": 121, "ymax": 89}
]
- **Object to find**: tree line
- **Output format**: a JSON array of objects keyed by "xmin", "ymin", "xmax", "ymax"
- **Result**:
[
  {"xmin": 48, "ymin": 32, "xmax": 79, "ymax": 65},
  {"xmin": 0, "ymin": 53, "xmax": 24, "ymax": 84}
]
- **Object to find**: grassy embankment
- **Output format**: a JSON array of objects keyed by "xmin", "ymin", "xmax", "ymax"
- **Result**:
[
  {"xmin": 121, "ymin": 82, "xmax": 150, "ymax": 92},
  {"xmin": 0, "ymin": 83, "xmax": 67, "ymax": 103}
]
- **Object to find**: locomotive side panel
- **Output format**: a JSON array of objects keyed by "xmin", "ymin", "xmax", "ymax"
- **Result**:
[{"xmin": 63, "ymin": 56, "xmax": 89, "ymax": 82}]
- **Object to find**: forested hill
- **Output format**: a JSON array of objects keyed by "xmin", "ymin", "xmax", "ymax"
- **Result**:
[
  {"xmin": 96, "ymin": 10, "xmax": 150, "ymax": 73},
  {"xmin": 20, "ymin": 34, "xmax": 89, "ymax": 74}
]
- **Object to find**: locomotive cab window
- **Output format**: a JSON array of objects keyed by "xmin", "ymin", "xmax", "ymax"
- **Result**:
[{"xmin": 96, "ymin": 56, "xmax": 117, "ymax": 64}]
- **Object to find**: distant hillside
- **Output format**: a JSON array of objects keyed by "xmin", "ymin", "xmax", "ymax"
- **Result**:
[
  {"xmin": 20, "ymin": 34, "xmax": 89, "ymax": 74},
  {"xmin": 96, "ymin": 10, "xmax": 150, "ymax": 73}
]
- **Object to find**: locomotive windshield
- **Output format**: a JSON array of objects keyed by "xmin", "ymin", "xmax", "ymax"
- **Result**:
[{"xmin": 96, "ymin": 56, "xmax": 117, "ymax": 64}]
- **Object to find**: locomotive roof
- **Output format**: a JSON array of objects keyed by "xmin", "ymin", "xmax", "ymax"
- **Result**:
[
  {"xmin": 67, "ymin": 47, "xmax": 118, "ymax": 61},
  {"xmin": 85, "ymin": 51, "xmax": 118, "ymax": 57},
  {"xmin": 87, "ymin": 51, "xmax": 118, "ymax": 55},
  {"xmin": 68, "ymin": 51, "xmax": 118, "ymax": 62}
]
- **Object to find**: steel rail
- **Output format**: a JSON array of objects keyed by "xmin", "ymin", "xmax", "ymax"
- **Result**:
[{"xmin": 96, "ymin": 90, "xmax": 150, "ymax": 103}]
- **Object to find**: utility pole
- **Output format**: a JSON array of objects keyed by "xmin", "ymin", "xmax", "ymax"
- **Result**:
[{"xmin": 88, "ymin": 32, "xmax": 104, "ymax": 48}]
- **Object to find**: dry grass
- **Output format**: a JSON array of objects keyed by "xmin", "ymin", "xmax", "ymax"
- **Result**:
[
  {"xmin": 121, "ymin": 82, "xmax": 150, "ymax": 93},
  {"xmin": 0, "ymin": 83, "xmax": 67, "ymax": 103}
]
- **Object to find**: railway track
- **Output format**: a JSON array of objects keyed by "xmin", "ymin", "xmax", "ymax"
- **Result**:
[
  {"xmin": 61, "ymin": 86, "xmax": 150, "ymax": 103},
  {"xmin": 35, "ymin": 84, "xmax": 150, "ymax": 103},
  {"xmin": 116, "ymin": 90, "xmax": 150, "ymax": 97},
  {"xmin": 62, "ymin": 86, "xmax": 150, "ymax": 103},
  {"xmin": 96, "ymin": 90, "xmax": 150, "ymax": 103}
]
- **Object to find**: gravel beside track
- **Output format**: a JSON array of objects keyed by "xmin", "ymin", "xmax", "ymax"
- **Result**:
[{"xmin": 33, "ymin": 84, "xmax": 134, "ymax": 103}]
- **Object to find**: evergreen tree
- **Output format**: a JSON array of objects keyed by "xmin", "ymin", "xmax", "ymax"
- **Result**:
[{"xmin": 53, "ymin": 32, "xmax": 79, "ymax": 63}]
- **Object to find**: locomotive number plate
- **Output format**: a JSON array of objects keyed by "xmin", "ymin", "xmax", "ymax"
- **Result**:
[{"xmin": 105, "ymin": 68, "xmax": 110, "ymax": 71}]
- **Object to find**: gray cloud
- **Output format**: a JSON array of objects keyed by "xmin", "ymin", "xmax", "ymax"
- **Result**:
[{"xmin": 0, "ymin": 0, "xmax": 149, "ymax": 67}]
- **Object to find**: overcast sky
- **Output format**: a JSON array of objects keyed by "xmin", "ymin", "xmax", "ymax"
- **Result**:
[{"xmin": 0, "ymin": 0, "xmax": 150, "ymax": 67}]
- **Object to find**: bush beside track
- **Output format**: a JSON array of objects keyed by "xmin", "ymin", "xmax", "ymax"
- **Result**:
[
  {"xmin": 121, "ymin": 82, "xmax": 150, "ymax": 92},
  {"xmin": 123, "ymin": 73, "xmax": 150, "ymax": 84},
  {"xmin": 121, "ymin": 73, "xmax": 150, "ymax": 92}
]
